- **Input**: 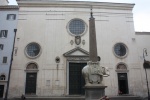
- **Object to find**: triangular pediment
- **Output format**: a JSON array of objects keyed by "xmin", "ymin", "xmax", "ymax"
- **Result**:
[{"xmin": 63, "ymin": 47, "xmax": 89, "ymax": 57}]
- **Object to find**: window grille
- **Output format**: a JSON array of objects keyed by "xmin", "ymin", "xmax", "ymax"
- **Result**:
[
  {"xmin": 26, "ymin": 43, "xmax": 40, "ymax": 58},
  {"xmin": 114, "ymin": 43, "xmax": 126, "ymax": 57},
  {"xmin": 69, "ymin": 19, "xmax": 85, "ymax": 35}
]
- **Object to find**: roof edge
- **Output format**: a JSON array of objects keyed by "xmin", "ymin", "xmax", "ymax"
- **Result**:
[{"xmin": 16, "ymin": 0, "xmax": 134, "ymax": 10}]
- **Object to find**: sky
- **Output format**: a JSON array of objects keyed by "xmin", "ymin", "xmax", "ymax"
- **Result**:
[{"xmin": 8, "ymin": 0, "xmax": 150, "ymax": 32}]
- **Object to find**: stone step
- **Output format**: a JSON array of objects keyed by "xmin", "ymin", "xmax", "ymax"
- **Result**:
[
  {"xmin": 6, "ymin": 96, "xmax": 142, "ymax": 100},
  {"xmin": 110, "ymin": 96, "xmax": 142, "ymax": 100}
]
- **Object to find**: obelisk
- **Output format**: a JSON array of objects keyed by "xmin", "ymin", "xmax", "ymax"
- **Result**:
[
  {"xmin": 82, "ymin": 9, "xmax": 109, "ymax": 100},
  {"xmin": 89, "ymin": 11, "xmax": 98, "ymax": 62}
]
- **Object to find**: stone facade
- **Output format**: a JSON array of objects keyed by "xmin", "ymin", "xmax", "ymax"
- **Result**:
[
  {"xmin": 0, "ymin": 0, "xmax": 8, "ymax": 5},
  {"xmin": 7, "ymin": 0, "xmax": 150, "ymax": 98},
  {"xmin": 0, "ymin": 5, "xmax": 18, "ymax": 98}
]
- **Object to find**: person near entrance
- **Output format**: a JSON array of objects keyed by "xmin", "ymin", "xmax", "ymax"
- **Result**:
[{"xmin": 21, "ymin": 94, "xmax": 26, "ymax": 100}]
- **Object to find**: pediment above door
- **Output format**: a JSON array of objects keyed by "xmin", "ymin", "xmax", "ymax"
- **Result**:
[
  {"xmin": 63, "ymin": 47, "xmax": 89, "ymax": 57},
  {"xmin": 63, "ymin": 47, "xmax": 89, "ymax": 61}
]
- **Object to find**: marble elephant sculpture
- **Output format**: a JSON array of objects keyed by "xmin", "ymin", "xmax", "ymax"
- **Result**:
[{"xmin": 82, "ymin": 64, "xmax": 109, "ymax": 85}]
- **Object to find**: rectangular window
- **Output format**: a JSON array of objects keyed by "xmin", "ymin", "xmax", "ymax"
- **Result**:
[
  {"xmin": 7, "ymin": 14, "xmax": 16, "ymax": 20},
  {"xmin": 3, "ymin": 57, "xmax": 7, "ymax": 63},
  {"xmin": 0, "ymin": 44, "xmax": 4, "ymax": 50},
  {"xmin": 0, "ymin": 30, "xmax": 8, "ymax": 38}
]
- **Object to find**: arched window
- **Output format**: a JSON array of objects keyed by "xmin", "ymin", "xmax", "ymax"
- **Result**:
[
  {"xmin": 0, "ymin": 75, "xmax": 6, "ymax": 80},
  {"xmin": 26, "ymin": 63, "xmax": 38, "ymax": 70},
  {"xmin": 117, "ymin": 64, "xmax": 127, "ymax": 70}
]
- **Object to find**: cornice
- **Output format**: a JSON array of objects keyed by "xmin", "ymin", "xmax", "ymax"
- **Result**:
[
  {"xmin": 0, "ymin": 5, "xmax": 19, "ymax": 9},
  {"xmin": 136, "ymin": 32, "xmax": 150, "ymax": 35},
  {"xmin": 17, "ymin": 0, "xmax": 134, "ymax": 10}
]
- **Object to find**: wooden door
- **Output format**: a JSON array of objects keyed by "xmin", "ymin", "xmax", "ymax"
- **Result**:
[
  {"xmin": 25, "ymin": 73, "xmax": 37, "ymax": 95},
  {"xmin": 69, "ymin": 63, "xmax": 87, "ymax": 95}
]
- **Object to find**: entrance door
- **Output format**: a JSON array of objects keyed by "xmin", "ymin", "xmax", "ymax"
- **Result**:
[
  {"xmin": 118, "ymin": 73, "xmax": 129, "ymax": 94},
  {"xmin": 69, "ymin": 63, "xmax": 87, "ymax": 95},
  {"xmin": 25, "ymin": 73, "xmax": 37, "ymax": 95},
  {"xmin": 0, "ymin": 85, "xmax": 4, "ymax": 98}
]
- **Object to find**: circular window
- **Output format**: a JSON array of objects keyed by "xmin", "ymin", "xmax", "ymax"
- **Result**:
[
  {"xmin": 114, "ymin": 43, "xmax": 127, "ymax": 58},
  {"xmin": 25, "ymin": 43, "xmax": 41, "ymax": 58},
  {"xmin": 68, "ymin": 19, "xmax": 87, "ymax": 36}
]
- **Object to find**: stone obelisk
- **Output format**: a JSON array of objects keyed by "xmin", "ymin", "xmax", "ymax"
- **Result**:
[
  {"xmin": 82, "ymin": 9, "xmax": 109, "ymax": 100},
  {"xmin": 89, "ymin": 11, "xmax": 98, "ymax": 62}
]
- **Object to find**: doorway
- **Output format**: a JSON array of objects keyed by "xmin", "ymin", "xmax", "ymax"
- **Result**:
[
  {"xmin": 69, "ymin": 63, "xmax": 87, "ymax": 95},
  {"xmin": 25, "ymin": 73, "xmax": 37, "ymax": 95},
  {"xmin": 0, "ymin": 85, "xmax": 4, "ymax": 98},
  {"xmin": 118, "ymin": 73, "xmax": 129, "ymax": 94}
]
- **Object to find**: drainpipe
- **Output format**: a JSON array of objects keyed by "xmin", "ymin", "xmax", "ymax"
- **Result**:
[
  {"xmin": 4, "ymin": 29, "xmax": 17, "ymax": 100},
  {"xmin": 143, "ymin": 48, "xmax": 150, "ymax": 100}
]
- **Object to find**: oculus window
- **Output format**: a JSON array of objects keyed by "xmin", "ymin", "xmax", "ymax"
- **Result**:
[
  {"xmin": 114, "ymin": 43, "xmax": 127, "ymax": 58},
  {"xmin": 68, "ymin": 19, "xmax": 87, "ymax": 36},
  {"xmin": 25, "ymin": 43, "xmax": 41, "ymax": 58}
]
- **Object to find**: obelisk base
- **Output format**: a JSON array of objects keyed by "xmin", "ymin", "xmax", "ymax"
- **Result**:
[{"xmin": 84, "ymin": 85, "xmax": 107, "ymax": 100}]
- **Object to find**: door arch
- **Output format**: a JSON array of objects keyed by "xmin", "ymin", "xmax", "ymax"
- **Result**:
[
  {"xmin": 25, "ymin": 63, "xmax": 38, "ymax": 95},
  {"xmin": 116, "ymin": 63, "xmax": 129, "ymax": 94}
]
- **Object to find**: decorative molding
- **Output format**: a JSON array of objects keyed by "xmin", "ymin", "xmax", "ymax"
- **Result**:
[
  {"xmin": 64, "ymin": 47, "xmax": 89, "ymax": 61},
  {"xmin": 70, "ymin": 40, "xmax": 74, "ymax": 45},
  {"xmin": 24, "ymin": 70, "xmax": 39, "ymax": 72},
  {"xmin": 17, "ymin": 1, "xmax": 134, "ymax": 10},
  {"xmin": 66, "ymin": 57, "xmax": 89, "ymax": 61},
  {"xmin": 136, "ymin": 32, "xmax": 150, "ymax": 35},
  {"xmin": 116, "ymin": 69, "xmax": 129, "ymax": 73},
  {"xmin": 63, "ymin": 47, "xmax": 89, "ymax": 57},
  {"xmin": 0, "ymin": 5, "xmax": 19, "ymax": 9},
  {"xmin": 82, "ymin": 40, "xmax": 85, "ymax": 45},
  {"xmin": 75, "ymin": 36, "xmax": 81, "ymax": 45}
]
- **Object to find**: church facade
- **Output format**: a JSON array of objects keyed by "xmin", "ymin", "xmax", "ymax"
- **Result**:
[{"xmin": 8, "ymin": 0, "xmax": 150, "ymax": 98}]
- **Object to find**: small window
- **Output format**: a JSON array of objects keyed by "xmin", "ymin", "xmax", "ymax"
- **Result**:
[
  {"xmin": 0, "ymin": 30, "xmax": 8, "ymax": 38},
  {"xmin": 3, "ymin": 57, "xmax": 7, "ymax": 63},
  {"xmin": 0, "ymin": 44, "xmax": 4, "ymax": 50},
  {"xmin": 0, "ymin": 75, "xmax": 6, "ymax": 80},
  {"xmin": 7, "ymin": 14, "xmax": 16, "ymax": 20}
]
